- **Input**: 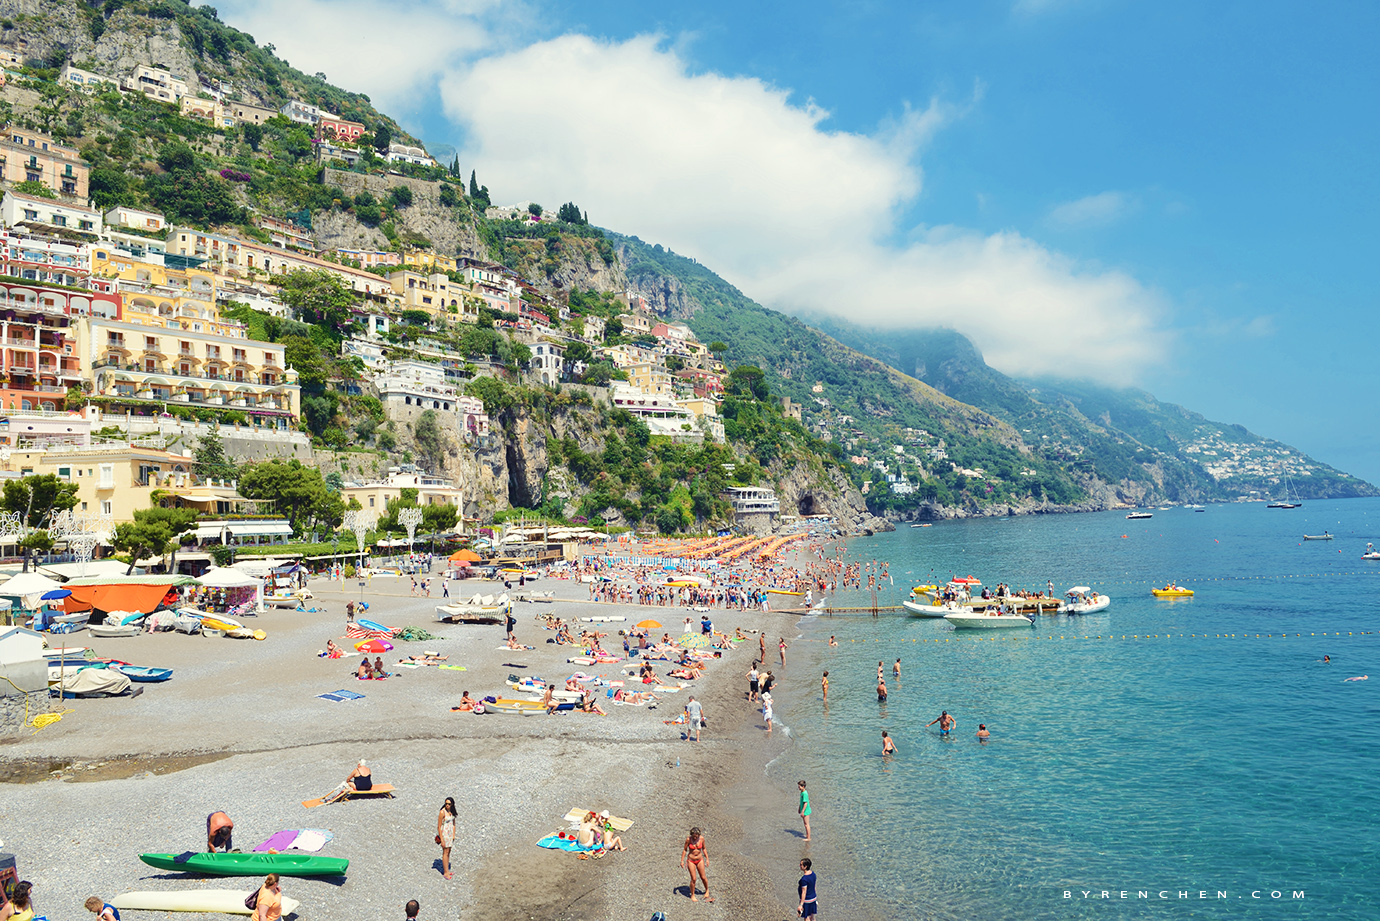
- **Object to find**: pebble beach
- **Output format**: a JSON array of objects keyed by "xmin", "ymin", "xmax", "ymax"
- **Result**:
[{"xmin": 0, "ymin": 561, "xmax": 836, "ymax": 921}]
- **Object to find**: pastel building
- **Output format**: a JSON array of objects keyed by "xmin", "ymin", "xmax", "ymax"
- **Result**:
[
  {"xmin": 123, "ymin": 65, "xmax": 190, "ymax": 103},
  {"xmin": 0, "ymin": 131, "xmax": 89, "ymax": 199},
  {"xmin": 1, "ymin": 192, "xmax": 101, "ymax": 236}
]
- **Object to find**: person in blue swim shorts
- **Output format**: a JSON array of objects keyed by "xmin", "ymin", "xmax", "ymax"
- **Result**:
[{"xmin": 927, "ymin": 710, "xmax": 956, "ymax": 735}]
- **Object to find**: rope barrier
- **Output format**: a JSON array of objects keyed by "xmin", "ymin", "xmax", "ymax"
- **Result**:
[{"xmin": 811, "ymin": 631, "xmax": 1378, "ymax": 644}]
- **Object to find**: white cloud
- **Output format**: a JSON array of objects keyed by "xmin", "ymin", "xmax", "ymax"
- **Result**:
[
  {"xmin": 216, "ymin": 5, "xmax": 1170, "ymax": 384},
  {"xmin": 217, "ymin": 0, "xmax": 500, "ymax": 115},
  {"xmin": 443, "ymin": 35, "xmax": 1167, "ymax": 383},
  {"xmin": 1047, "ymin": 191, "xmax": 1136, "ymax": 228}
]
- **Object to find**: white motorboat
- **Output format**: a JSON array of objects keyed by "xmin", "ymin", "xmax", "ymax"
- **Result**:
[
  {"xmin": 1302, "ymin": 532, "xmax": 1333, "ymax": 541},
  {"xmin": 1126, "ymin": 512, "xmax": 1153, "ymax": 519},
  {"xmin": 1363, "ymin": 543, "xmax": 1380, "ymax": 561},
  {"xmin": 903, "ymin": 598, "xmax": 955, "ymax": 618},
  {"xmin": 944, "ymin": 607, "xmax": 1035, "ymax": 629},
  {"xmin": 1060, "ymin": 587, "xmax": 1111, "ymax": 614}
]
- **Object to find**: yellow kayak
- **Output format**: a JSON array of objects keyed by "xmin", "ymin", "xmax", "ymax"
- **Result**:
[
  {"xmin": 1151, "ymin": 586, "xmax": 1194, "ymax": 598},
  {"xmin": 665, "ymin": 580, "xmax": 699, "ymax": 588},
  {"xmin": 767, "ymin": 589, "xmax": 803, "ymax": 596}
]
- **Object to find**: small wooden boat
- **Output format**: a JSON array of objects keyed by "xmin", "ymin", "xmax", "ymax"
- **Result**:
[
  {"xmin": 484, "ymin": 697, "xmax": 576, "ymax": 715},
  {"xmin": 110, "ymin": 664, "xmax": 173, "ymax": 682},
  {"xmin": 89, "ymin": 624, "xmax": 141, "ymax": 638},
  {"xmin": 1151, "ymin": 585, "xmax": 1194, "ymax": 598},
  {"xmin": 1302, "ymin": 532, "xmax": 1333, "ymax": 541}
]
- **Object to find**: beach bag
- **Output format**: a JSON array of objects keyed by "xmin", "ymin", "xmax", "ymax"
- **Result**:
[
  {"xmin": 473, "ymin": 702, "xmax": 486, "ymax": 714},
  {"xmin": 245, "ymin": 888, "xmax": 259, "ymax": 910}
]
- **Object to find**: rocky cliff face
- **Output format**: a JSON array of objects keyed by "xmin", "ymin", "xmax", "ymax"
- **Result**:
[
  {"xmin": 616, "ymin": 244, "xmax": 699, "ymax": 319},
  {"xmin": 321, "ymin": 169, "xmax": 487, "ymax": 258},
  {"xmin": 774, "ymin": 457, "xmax": 894, "ymax": 536}
]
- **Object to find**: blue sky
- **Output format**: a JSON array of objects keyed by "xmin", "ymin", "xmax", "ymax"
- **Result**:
[{"xmin": 220, "ymin": 0, "xmax": 1380, "ymax": 482}]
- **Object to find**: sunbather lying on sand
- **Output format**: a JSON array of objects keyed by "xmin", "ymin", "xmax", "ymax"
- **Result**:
[
  {"xmin": 506, "ymin": 637, "xmax": 535, "ymax": 650},
  {"xmin": 617, "ymin": 689, "xmax": 662, "ymax": 704},
  {"xmin": 400, "ymin": 653, "xmax": 448, "ymax": 665}
]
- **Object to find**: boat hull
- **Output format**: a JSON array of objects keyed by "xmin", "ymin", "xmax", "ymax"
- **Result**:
[
  {"xmin": 139, "ymin": 852, "xmax": 348, "ymax": 877},
  {"xmin": 1061, "ymin": 597, "xmax": 1111, "ymax": 614},
  {"xmin": 944, "ymin": 613, "xmax": 1034, "ymax": 629},
  {"xmin": 112, "ymin": 890, "xmax": 301, "ymax": 916},
  {"xmin": 902, "ymin": 599, "xmax": 948, "ymax": 618},
  {"xmin": 1151, "ymin": 589, "xmax": 1194, "ymax": 598}
]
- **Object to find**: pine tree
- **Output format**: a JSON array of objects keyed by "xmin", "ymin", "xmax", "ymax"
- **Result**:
[
  {"xmin": 469, "ymin": 170, "xmax": 479, "ymax": 198},
  {"xmin": 194, "ymin": 428, "xmax": 239, "ymax": 483}
]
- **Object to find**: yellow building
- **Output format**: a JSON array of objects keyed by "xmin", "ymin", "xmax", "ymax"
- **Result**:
[
  {"xmin": 4, "ymin": 441, "xmax": 196, "ymax": 524},
  {"xmin": 83, "ymin": 250, "xmax": 300, "ymax": 424},
  {"xmin": 402, "ymin": 250, "xmax": 457, "ymax": 274},
  {"xmin": 341, "ymin": 469, "xmax": 464, "ymax": 513},
  {"xmin": 386, "ymin": 269, "xmax": 477, "ymax": 321}
]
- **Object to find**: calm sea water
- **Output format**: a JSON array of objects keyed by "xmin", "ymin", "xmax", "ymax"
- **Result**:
[{"xmin": 773, "ymin": 498, "xmax": 1380, "ymax": 920}]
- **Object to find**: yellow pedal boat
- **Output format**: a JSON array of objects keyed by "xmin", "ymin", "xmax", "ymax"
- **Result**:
[{"xmin": 1151, "ymin": 585, "xmax": 1194, "ymax": 598}]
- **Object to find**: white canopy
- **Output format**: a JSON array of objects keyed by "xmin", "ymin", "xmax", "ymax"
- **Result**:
[
  {"xmin": 197, "ymin": 567, "xmax": 261, "ymax": 588},
  {"xmin": 38, "ymin": 560, "xmax": 133, "ymax": 581},
  {"xmin": 1067, "ymin": 586, "xmax": 1092, "ymax": 594},
  {"xmin": 0, "ymin": 571, "xmax": 63, "ymax": 606}
]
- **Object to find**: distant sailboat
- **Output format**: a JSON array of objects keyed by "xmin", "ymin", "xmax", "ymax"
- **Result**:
[{"xmin": 1268, "ymin": 467, "xmax": 1302, "ymax": 508}]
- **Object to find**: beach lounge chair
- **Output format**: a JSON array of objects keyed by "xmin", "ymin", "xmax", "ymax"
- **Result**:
[{"xmin": 301, "ymin": 783, "xmax": 397, "ymax": 808}]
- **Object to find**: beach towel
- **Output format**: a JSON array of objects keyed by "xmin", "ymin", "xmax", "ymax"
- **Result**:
[
  {"xmin": 290, "ymin": 829, "xmax": 332, "ymax": 851},
  {"xmin": 253, "ymin": 830, "xmax": 299, "ymax": 852},
  {"xmin": 318, "ymin": 689, "xmax": 366, "ymax": 702},
  {"xmin": 439, "ymin": 664, "xmax": 468, "ymax": 671},
  {"xmin": 537, "ymin": 834, "xmax": 599, "ymax": 852},
  {"xmin": 562, "ymin": 809, "xmax": 634, "ymax": 831}
]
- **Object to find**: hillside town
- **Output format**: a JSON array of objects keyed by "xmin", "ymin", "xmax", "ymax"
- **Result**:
[{"xmin": 0, "ymin": 53, "xmax": 741, "ymax": 555}]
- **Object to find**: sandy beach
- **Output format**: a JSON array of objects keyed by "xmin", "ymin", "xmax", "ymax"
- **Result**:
[{"xmin": 0, "ymin": 561, "xmax": 829, "ymax": 920}]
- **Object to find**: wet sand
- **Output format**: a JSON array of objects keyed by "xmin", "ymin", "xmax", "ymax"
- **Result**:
[{"xmin": 0, "ymin": 564, "xmax": 821, "ymax": 920}]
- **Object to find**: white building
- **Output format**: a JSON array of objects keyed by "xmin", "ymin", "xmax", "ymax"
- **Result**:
[
  {"xmin": 123, "ymin": 65, "xmax": 189, "ymax": 102},
  {"xmin": 281, "ymin": 100, "xmax": 327, "ymax": 125},
  {"xmin": 386, "ymin": 143, "xmax": 435, "ymax": 166},
  {"xmin": 376, "ymin": 359, "xmax": 459, "ymax": 412},
  {"xmin": 60, "ymin": 64, "xmax": 115, "ymax": 92},
  {"xmin": 530, "ymin": 341, "xmax": 565, "ymax": 386},
  {"xmin": 104, "ymin": 206, "xmax": 166, "ymax": 233},
  {"xmin": 342, "ymin": 337, "xmax": 388, "ymax": 372},
  {"xmin": 2, "ymin": 191, "xmax": 102, "ymax": 235}
]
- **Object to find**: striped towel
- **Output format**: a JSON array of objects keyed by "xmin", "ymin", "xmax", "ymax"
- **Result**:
[{"xmin": 346, "ymin": 625, "xmax": 391, "ymax": 640}]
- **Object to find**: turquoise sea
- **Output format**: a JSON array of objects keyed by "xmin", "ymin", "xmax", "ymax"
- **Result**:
[{"xmin": 772, "ymin": 498, "xmax": 1380, "ymax": 920}]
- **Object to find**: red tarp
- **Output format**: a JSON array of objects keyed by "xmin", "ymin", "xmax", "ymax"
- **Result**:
[{"xmin": 63, "ymin": 582, "xmax": 178, "ymax": 615}]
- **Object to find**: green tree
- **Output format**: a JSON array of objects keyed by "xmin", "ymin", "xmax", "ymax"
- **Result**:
[
  {"xmin": 413, "ymin": 410, "xmax": 446, "ymax": 472},
  {"xmin": 388, "ymin": 185, "xmax": 413, "ymax": 208},
  {"xmin": 134, "ymin": 506, "xmax": 199, "ymax": 573},
  {"xmin": 527, "ymin": 202, "xmax": 543, "ymax": 217},
  {"xmin": 243, "ymin": 123, "xmax": 263, "ymax": 151},
  {"xmin": 372, "ymin": 123, "xmax": 391, "ymax": 152},
  {"xmin": 13, "ymin": 180, "xmax": 56, "ymax": 199},
  {"xmin": 194, "ymin": 428, "xmax": 238, "ymax": 482},
  {"xmin": 272, "ymin": 270, "xmax": 356, "ymax": 328},
  {"xmin": 557, "ymin": 202, "xmax": 585, "ymax": 224},
  {"xmin": 238, "ymin": 459, "xmax": 334, "ymax": 536},
  {"xmin": 1, "ymin": 474, "xmax": 79, "ymax": 571}
]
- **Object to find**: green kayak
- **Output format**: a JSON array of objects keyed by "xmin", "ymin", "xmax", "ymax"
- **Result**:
[{"xmin": 140, "ymin": 852, "xmax": 349, "ymax": 877}]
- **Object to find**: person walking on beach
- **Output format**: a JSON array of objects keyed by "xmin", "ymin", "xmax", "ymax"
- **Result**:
[
  {"xmin": 928, "ymin": 711, "xmax": 955, "ymax": 735},
  {"xmin": 747, "ymin": 663, "xmax": 759, "ymax": 702},
  {"xmin": 761, "ymin": 670, "xmax": 776, "ymax": 697},
  {"xmin": 681, "ymin": 827, "xmax": 714, "ymax": 902},
  {"xmin": 684, "ymin": 696, "xmax": 704, "ymax": 742},
  {"xmin": 821, "ymin": 670, "xmax": 829, "ymax": 703},
  {"xmin": 437, "ymin": 797, "xmax": 457, "ymax": 880},
  {"xmin": 798, "ymin": 780, "xmax": 812, "ymax": 841},
  {"xmin": 760, "ymin": 633, "xmax": 767, "ymax": 661},
  {"xmin": 882, "ymin": 730, "xmax": 897, "ymax": 754},
  {"xmin": 763, "ymin": 692, "xmax": 774, "ymax": 734},
  {"xmin": 798, "ymin": 858, "xmax": 819, "ymax": 921},
  {"xmin": 505, "ymin": 611, "xmax": 517, "ymax": 642},
  {"xmin": 779, "ymin": 637, "xmax": 788, "ymax": 667}
]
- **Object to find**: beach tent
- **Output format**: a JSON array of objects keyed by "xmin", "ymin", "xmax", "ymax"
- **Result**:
[
  {"xmin": 0, "ymin": 572, "xmax": 64, "ymax": 608},
  {"xmin": 198, "ymin": 567, "xmax": 264, "ymax": 611},
  {"xmin": 63, "ymin": 582, "xmax": 178, "ymax": 616}
]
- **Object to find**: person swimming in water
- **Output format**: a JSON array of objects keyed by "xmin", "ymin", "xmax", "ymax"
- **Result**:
[
  {"xmin": 927, "ymin": 711, "xmax": 955, "ymax": 735},
  {"xmin": 877, "ymin": 677, "xmax": 887, "ymax": 702},
  {"xmin": 881, "ymin": 730, "xmax": 897, "ymax": 754},
  {"xmin": 976, "ymin": 724, "xmax": 990, "ymax": 741}
]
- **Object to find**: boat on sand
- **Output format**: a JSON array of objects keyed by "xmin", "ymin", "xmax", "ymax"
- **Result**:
[
  {"xmin": 139, "ymin": 852, "xmax": 348, "ymax": 877},
  {"xmin": 111, "ymin": 890, "xmax": 301, "ymax": 916}
]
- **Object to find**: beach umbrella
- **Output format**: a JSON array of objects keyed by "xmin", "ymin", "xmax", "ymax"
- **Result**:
[
  {"xmin": 451, "ymin": 549, "xmax": 482, "ymax": 562},
  {"xmin": 355, "ymin": 638, "xmax": 393, "ymax": 653},
  {"xmin": 40, "ymin": 588, "xmax": 73, "ymax": 600},
  {"xmin": 636, "ymin": 619, "xmax": 662, "ymax": 629},
  {"xmin": 678, "ymin": 633, "xmax": 714, "ymax": 649}
]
